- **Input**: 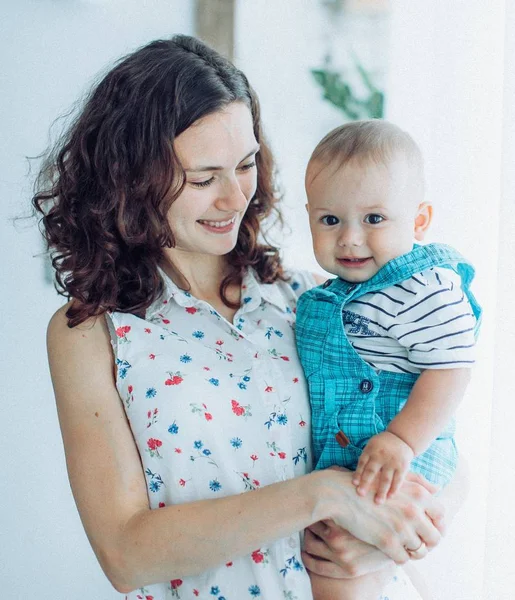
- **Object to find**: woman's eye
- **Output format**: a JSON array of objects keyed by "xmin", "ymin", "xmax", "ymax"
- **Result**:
[
  {"xmin": 321, "ymin": 215, "xmax": 339, "ymax": 226},
  {"xmin": 190, "ymin": 177, "xmax": 215, "ymax": 188},
  {"xmin": 238, "ymin": 161, "xmax": 256, "ymax": 172},
  {"xmin": 364, "ymin": 214, "xmax": 384, "ymax": 225}
]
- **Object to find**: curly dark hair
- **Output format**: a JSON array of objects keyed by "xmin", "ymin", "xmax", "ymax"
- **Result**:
[{"xmin": 33, "ymin": 35, "xmax": 286, "ymax": 327}]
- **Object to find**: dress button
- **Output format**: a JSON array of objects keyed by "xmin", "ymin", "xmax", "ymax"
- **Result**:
[{"xmin": 359, "ymin": 379, "xmax": 374, "ymax": 393}]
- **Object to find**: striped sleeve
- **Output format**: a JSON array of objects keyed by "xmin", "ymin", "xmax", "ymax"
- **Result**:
[{"xmin": 388, "ymin": 268, "xmax": 477, "ymax": 369}]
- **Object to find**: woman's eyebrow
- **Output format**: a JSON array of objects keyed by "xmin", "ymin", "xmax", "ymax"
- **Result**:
[{"xmin": 185, "ymin": 145, "xmax": 260, "ymax": 173}]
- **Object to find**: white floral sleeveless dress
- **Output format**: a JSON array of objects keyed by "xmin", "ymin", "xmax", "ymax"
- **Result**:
[{"xmin": 106, "ymin": 268, "xmax": 421, "ymax": 600}]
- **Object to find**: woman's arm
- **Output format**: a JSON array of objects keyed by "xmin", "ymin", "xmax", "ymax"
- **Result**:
[{"xmin": 48, "ymin": 305, "xmax": 443, "ymax": 593}]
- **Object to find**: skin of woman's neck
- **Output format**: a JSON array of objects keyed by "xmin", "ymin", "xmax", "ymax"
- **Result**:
[{"xmin": 161, "ymin": 248, "xmax": 240, "ymax": 305}]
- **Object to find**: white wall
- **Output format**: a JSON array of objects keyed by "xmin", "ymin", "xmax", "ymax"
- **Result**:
[{"xmin": 0, "ymin": 2, "xmax": 193, "ymax": 598}]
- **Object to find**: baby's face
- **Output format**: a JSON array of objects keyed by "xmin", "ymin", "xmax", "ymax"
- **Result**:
[{"xmin": 306, "ymin": 154, "xmax": 428, "ymax": 282}]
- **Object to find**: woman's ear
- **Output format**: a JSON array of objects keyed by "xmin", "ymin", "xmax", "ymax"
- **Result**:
[{"xmin": 414, "ymin": 202, "xmax": 433, "ymax": 241}]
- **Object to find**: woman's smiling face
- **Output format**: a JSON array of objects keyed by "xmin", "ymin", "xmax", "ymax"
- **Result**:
[{"xmin": 167, "ymin": 102, "xmax": 259, "ymax": 260}]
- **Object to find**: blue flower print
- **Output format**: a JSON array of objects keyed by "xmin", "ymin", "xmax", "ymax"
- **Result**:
[
  {"xmin": 116, "ymin": 358, "xmax": 131, "ymax": 379},
  {"xmin": 192, "ymin": 330, "xmax": 205, "ymax": 339},
  {"xmin": 248, "ymin": 585, "xmax": 261, "ymax": 596},
  {"xmin": 202, "ymin": 448, "xmax": 212, "ymax": 456},
  {"xmin": 291, "ymin": 280, "xmax": 300, "ymax": 291},
  {"xmin": 277, "ymin": 413, "xmax": 288, "ymax": 425},
  {"xmin": 230, "ymin": 437, "xmax": 243, "ymax": 449},
  {"xmin": 209, "ymin": 479, "xmax": 222, "ymax": 492},
  {"xmin": 209, "ymin": 378, "xmax": 220, "ymax": 386},
  {"xmin": 145, "ymin": 468, "xmax": 165, "ymax": 493},
  {"xmin": 180, "ymin": 354, "xmax": 192, "ymax": 363},
  {"xmin": 168, "ymin": 422, "xmax": 179, "ymax": 434},
  {"xmin": 243, "ymin": 296, "xmax": 252, "ymax": 304},
  {"xmin": 238, "ymin": 382, "xmax": 247, "ymax": 390},
  {"xmin": 194, "ymin": 440, "xmax": 203, "ymax": 449},
  {"xmin": 210, "ymin": 586, "xmax": 220, "ymax": 595},
  {"xmin": 243, "ymin": 376, "xmax": 251, "ymax": 382},
  {"xmin": 146, "ymin": 387, "xmax": 157, "ymax": 398}
]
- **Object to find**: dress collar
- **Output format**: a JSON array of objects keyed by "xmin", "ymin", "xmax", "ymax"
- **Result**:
[{"xmin": 146, "ymin": 267, "xmax": 288, "ymax": 320}]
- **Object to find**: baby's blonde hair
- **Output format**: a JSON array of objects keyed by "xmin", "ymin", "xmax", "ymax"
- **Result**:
[{"xmin": 308, "ymin": 119, "xmax": 424, "ymax": 182}]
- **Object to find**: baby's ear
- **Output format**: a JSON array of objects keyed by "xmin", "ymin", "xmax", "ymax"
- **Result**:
[{"xmin": 414, "ymin": 202, "xmax": 433, "ymax": 241}]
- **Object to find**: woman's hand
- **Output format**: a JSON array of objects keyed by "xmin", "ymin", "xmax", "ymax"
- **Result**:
[
  {"xmin": 318, "ymin": 469, "xmax": 446, "ymax": 567},
  {"xmin": 302, "ymin": 520, "xmax": 394, "ymax": 579}
]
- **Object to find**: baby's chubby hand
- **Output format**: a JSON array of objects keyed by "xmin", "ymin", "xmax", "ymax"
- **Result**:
[{"xmin": 352, "ymin": 432, "xmax": 414, "ymax": 504}]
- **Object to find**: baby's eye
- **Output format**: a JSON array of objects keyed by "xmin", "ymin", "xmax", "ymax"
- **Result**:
[
  {"xmin": 364, "ymin": 214, "xmax": 384, "ymax": 225},
  {"xmin": 321, "ymin": 215, "xmax": 339, "ymax": 226}
]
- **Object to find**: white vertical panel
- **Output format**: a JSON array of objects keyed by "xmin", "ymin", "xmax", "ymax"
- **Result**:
[{"xmin": 483, "ymin": 0, "xmax": 515, "ymax": 597}]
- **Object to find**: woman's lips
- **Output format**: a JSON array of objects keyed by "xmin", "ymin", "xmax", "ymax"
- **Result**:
[
  {"xmin": 337, "ymin": 257, "xmax": 372, "ymax": 268},
  {"xmin": 197, "ymin": 216, "xmax": 236, "ymax": 234}
]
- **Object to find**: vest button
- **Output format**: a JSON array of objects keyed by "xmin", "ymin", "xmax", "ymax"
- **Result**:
[
  {"xmin": 347, "ymin": 284, "xmax": 357, "ymax": 293},
  {"xmin": 323, "ymin": 279, "xmax": 332, "ymax": 289},
  {"xmin": 359, "ymin": 379, "xmax": 374, "ymax": 393}
]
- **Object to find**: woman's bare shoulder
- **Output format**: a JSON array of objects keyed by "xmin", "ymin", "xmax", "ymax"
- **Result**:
[
  {"xmin": 47, "ymin": 302, "xmax": 111, "ymax": 349},
  {"xmin": 47, "ymin": 302, "xmax": 114, "ymax": 386}
]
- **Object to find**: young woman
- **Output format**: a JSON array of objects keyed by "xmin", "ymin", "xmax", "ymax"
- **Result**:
[{"xmin": 34, "ymin": 35, "xmax": 447, "ymax": 599}]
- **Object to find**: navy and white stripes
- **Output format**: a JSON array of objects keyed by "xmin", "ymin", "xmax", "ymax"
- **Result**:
[{"xmin": 343, "ymin": 267, "xmax": 476, "ymax": 374}]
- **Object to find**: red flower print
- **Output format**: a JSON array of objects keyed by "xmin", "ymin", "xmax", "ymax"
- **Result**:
[
  {"xmin": 115, "ymin": 325, "xmax": 131, "ymax": 338},
  {"xmin": 226, "ymin": 561, "xmax": 233, "ymax": 567},
  {"xmin": 193, "ymin": 590, "xmax": 199, "ymax": 597},
  {"xmin": 163, "ymin": 299, "xmax": 168, "ymax": 304},
  {"xmin": 253, "ymin": 479, "xmax": 260, "ymax": 487},
  {"xmin": 204, "ymin": 412, "xmax": 213, "ymax": 421},
  {"xmin": 165, "ymin": 376, "xmax": 183, "ymax": 386},
  {"xmin": 250, "ymin": 454, "xmax": 258, "ymax": 462},
  {"xmin": 231, "ymin": 400, "xmax": 245, "ymax": 416},
  {"xmin": 216, "ymin": 339, "xmax": 224, "ymax": 346},
  {"xmin": 299, "ymin": 420, "xmax": 307, "ymax": 427},
  {"xmin": 203, "ymin": 366, "xmax": 210, "ymax": 371},
  {"xmin": 280, "ymin": 356, "xmax": 290, "ymax": 361},
  {"xmin": 162, "ymin": 319, "xmax": 170, "ymax": 324},
  {"xmin": 278, "ymin": 452, "xmax": 286, "ymax": 459},
  {"xmin": 243, "ymin": 472, "xmax": 249, "ymax": 478},
  {"xmin": 128, "ymin": 385, "xmax": 133, "ymax": 393},
  {"xmin": 175, "ymin": 448, "xmax": 182, "ymax": 453},
  {"xmin": 159, "ymin": 502, "xmax": 166, "ymax": 508},
  {"xmin": 147, "ymin": 438, "xmax": 162, "ymax": 451},
  {"xmin": 170, "ymin": 579, "xmax": 182, "ymax": 589},
  {"xmin": 293, "ymin": 377, "xmax": 299, "ymax": 383},
  {"xmin": 252, "ymin": 550, "xmax": 264, "ymax": 564},
  {"xmin": 144, "ymin": 328, "xmax": 151, "ymax": 334},
  {"xmin": 185, "ymin": 307, "xmax": 197, "ymax": 314},
  {"xmin": 179, "ymin": 478, "xmax": 186, "ymax": 487},
  {"xmin": 264, "ymin": 386, "xmax": 273, "ymax": 393},
  {"xmin": 149, "ymin": 353, "xmax": 156, "ymax": 360}
]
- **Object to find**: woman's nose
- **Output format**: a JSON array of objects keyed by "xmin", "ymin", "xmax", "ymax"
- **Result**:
[
  {"xmin": 215, "ymin": 176, "xmax": 249, "ymax": 212},
  {"xmin": 337, "ymin": 224, "xmax": 364, "ymax": 247}
]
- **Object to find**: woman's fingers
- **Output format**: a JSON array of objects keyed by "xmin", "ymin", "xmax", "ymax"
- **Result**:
[{"xmin": 405, "ymin": 471, "xmax": 440, "ymax": 495}]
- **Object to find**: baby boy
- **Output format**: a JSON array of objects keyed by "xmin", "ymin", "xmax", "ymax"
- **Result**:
[{"xmin": 295, "ymin": 120, "xmax": 482, "ymax": 600}]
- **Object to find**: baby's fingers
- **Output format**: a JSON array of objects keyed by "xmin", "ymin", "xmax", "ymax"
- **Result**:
[
  {"xmin": 352, "ymin": 455, "xmax": 369, "ymax": 487},
  {"xmin": 374, "ymin": 468, "xmax": 395, "ymax": 504},
  {"xmin": 387, "ymin": 470, "xmax": 404, "ymax": 499},
  {"xmin": 356, "ymin": 460, "xmax": 381, "ymax": 497}
]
